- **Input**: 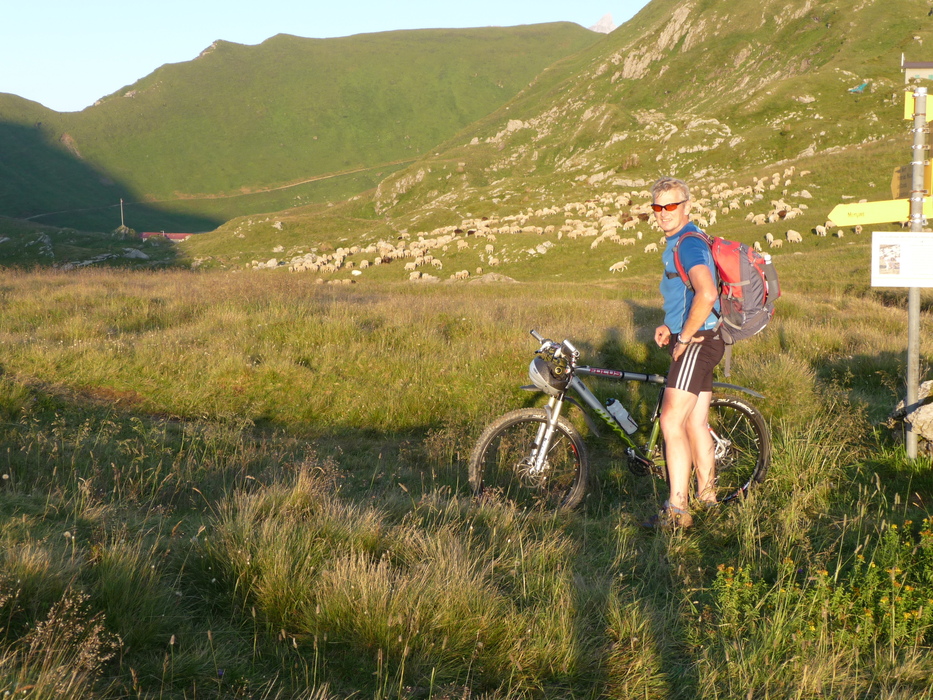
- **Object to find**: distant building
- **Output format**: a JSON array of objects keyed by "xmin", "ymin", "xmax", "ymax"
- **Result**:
[
  {"xmin": 902, "ymin": 55, "xmax": 933, "ymax": 83},
  {"xmin": 141, "ymin": 231, "xmax": 195, "ymax": 242}
]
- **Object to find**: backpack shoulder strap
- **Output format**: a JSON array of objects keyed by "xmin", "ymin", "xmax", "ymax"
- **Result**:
[{"xmin": 666, "ymin": 229, "xmax": 713, "ymax": 290}]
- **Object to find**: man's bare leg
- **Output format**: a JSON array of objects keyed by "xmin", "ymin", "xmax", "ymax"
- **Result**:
[
  {"xmin": 687, "ymin": 390, "xmax": 716, "ymax": 504},
  {"xmin": 659, "ymin": 386, "xmax": 699, "ymax": 512}
]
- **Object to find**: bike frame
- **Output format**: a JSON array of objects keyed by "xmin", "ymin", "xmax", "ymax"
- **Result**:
[
  {"xmin": 525, "ymin": 347, "xmax": 764, "ymax": 476},
  {"xmin": 527, "ymin": 368, "xmax": 664, "ymax": 475}
]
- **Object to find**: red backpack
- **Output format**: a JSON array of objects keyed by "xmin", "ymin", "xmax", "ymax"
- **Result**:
[{"xmin": 669, "ymin": 230, "xmax": 780, "ymax": 375}]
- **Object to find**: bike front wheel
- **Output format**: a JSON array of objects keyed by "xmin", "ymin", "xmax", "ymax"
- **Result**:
[
  {"xmin": 469, "ymin": 408, "xmax": 589, "ymax": 510},
  {"xmin": 708, "ymin": 396, "xmax": 771, "ymax": 503}
]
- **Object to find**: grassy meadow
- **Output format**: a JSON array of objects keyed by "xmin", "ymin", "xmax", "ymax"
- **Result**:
[{"xmin": 1, "ymin": 245, "xmax": 933, "ymax": 698}]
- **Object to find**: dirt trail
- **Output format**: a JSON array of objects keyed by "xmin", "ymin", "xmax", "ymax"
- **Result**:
[
  {"xmin": 25, "ymin": 159, "xmax": 415, "ymax": 220},
  {"xmin": 152, "ymin": 159, "xmax": 416, "ymax": 203}
]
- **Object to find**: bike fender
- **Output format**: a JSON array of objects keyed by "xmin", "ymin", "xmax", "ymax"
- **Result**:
[
  {"xmin": 712, "ymin": 382, "xmax": 765, "ymax": 399},
  {"xmin": 519, "ymin": 387, "xmax": 601, "ymax": 437}
]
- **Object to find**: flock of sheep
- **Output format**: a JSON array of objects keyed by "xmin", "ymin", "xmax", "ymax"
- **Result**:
[{"xmin": 249, "ymin": 165, "xmax": 862, "ymax": 281}]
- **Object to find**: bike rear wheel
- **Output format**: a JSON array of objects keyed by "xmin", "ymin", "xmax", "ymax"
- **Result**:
[
  {"xmin": 469, "ymin": 408, "xmax": 589, "ymax": 509},
  {"xmin": 709, "ymin": 396, "xmax": 771, "ymax": 503}
]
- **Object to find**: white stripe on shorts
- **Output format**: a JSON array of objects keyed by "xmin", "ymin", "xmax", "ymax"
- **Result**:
[{"xmin": 674, "ymin": 342, "xmax": 702, "ymax": 392}]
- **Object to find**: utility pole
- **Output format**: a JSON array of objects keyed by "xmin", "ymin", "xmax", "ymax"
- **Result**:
[{"xmin": 907, "ymin": 87, "xmax": 927, "ymax": 459}]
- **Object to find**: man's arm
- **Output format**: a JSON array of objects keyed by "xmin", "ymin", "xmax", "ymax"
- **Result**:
[{"xmin": 671, "ymin": 263, "xmax": 717, "ymax": 360}]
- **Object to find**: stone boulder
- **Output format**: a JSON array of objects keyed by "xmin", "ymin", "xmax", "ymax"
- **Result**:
[{"xmin": 889, "ymin": 380, "xmax": 933, "ymax": 454}]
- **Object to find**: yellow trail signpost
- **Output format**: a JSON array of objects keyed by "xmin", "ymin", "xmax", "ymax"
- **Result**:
[
  {"xmin": 849, "ymin": 88, "xmax": 930, "ymax": 460},
  {"xmin": 828, "ymin": 197, "xmax": 933, "ymax": 226},
  {"xmin": 828, "ymin": 146, "xmax": 932, "ymax": 227},
  {"xmin": 833, "ymin": 88, "xmax": 928, "ymax": 458}
]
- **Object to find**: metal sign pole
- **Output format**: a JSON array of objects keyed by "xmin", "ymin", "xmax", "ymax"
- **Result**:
[{"xmin": 907, "ymin": 87, "xmax": 927, "ymax": 459}]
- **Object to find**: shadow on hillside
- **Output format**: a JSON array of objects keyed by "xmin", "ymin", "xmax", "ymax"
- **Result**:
[
  {"xmin": 0, "ymin": 354, "xmax": 700, "ymax": 695},
  {"xmin": 592, "ymin": 316, "xmax": 704, "ymax": 696},
  {"xmin": 0, "ymin": 120, "xmax": 221, "ymax": 236},
  {"xmin": 483, "ymin": 317, "xmax": 704, "ymax": 693},
  {"xmin": 810, "ymin": 345, "xmax": 916, "ymax": 424}
]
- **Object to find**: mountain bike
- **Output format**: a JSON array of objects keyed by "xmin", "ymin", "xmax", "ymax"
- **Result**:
[{"xmin": 468, "ymin": 330, "xmax": 771, "ymax": 510}]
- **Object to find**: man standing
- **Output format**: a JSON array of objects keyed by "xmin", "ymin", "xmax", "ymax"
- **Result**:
[{"xmin": 645, "ymin": 176, "xmax": 724, "ymax": 529}]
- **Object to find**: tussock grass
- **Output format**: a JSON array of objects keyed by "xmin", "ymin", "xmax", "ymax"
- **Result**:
[
  {"xmin": 1, "ymin": 258, "xmax": 932, "ymax": 697},
  {"xmin": 0, "ymin": 589, "xmax": 120, "ymax": 699}
]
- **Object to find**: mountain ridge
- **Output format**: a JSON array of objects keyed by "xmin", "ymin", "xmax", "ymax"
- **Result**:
[
  {"xmin": 0, "ymin": 23, "xmax": 601, "ymax": 231},
  {"xmin": 171, "ymin": 0, "xmax": 927, "ymax": 277},
  {"xmin": 3, "ymin": 0, "xmax": 932, "ymax": 274},
  {"xmin": 365, "ymin": 0, "xmax": 922, "ymax": 225}
]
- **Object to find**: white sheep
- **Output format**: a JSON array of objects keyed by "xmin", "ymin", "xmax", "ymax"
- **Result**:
[
  {"xmin": 609, "ymin": 257, "xmax": 631, "ymax": 273},
  {"xmin": 770, "ymin": 239, "xmax": 783, "ymax": 249},
  {"xmin": 854, "ymin": 225, "xmax": 863, "ymax": 235},
  {"xmin": 764, "ymin": 232, "xmax": 774, "ymax": 245},
  {"xmin": 815, "ymin": 225, "xmax": 827, "ymax": 236},
  {"xmin": 753, "ymin": 241, "xmax": 762, "ymax": 252},
  {"xmin": 644, "ymin": 243, "xmax": 659, "ymax": 253},
  {"xmin": 786, "ymin": 230, "xmax": 802, "ymax": 243}
]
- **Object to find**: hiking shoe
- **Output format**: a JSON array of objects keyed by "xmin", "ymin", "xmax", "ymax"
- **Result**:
[{"xmin": 641, "ymin": 504, "xmax": 694, "ymax": 529}]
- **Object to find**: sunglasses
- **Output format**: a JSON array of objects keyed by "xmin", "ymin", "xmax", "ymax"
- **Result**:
[{"xmin": 650, "ymin": 199, "xmax": 688, "ymax": 212}]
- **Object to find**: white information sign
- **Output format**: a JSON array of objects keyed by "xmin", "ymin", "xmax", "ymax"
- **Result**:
[{"xmin": 871, "ymin": 232, "xmax": 933, "ymax": 288}]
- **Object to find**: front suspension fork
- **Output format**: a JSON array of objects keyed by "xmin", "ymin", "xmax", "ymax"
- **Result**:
[{"xmin": 529, "ymin": 395, "xmax": 565, "ymax": 475}]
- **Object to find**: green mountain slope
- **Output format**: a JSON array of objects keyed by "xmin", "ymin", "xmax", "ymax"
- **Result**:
[
  {"xmin": 369, "ymin": 0, "xmax": 922, "ymax": 221},
  {"xmin": 0, "ymin": 24, "xmax": 602, "ymax": 232},
  {"xmin": 179, "ymin": 0, "xmax": 929, "ymax": 279}
]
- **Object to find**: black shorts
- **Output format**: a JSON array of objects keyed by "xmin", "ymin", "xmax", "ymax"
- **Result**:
[{"xmin": 666, "ymin": 329, "xmax": 725, "ymax": 395}]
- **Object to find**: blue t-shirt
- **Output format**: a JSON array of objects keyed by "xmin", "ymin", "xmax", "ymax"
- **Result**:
[{"xmin": 659, "ymin": 223, "xmax": 720, "ymax": 333}]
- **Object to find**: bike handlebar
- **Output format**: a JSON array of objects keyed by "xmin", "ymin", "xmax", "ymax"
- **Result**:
[{"xmin": 530, "ymin": 329, "xmax": 578, "ymax": 363}]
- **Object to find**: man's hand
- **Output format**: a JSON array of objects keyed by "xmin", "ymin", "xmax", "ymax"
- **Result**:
[
  {"xmin": 671, "ymin": 337, "xmax": 689, "ymax": 361},
  {"xmin": 671, "ymin": 333, "xmax": 703, "ymax": 361},
  {"xmin": 655, "ymin": 324, "xmax": 671, "ymax": 347}
]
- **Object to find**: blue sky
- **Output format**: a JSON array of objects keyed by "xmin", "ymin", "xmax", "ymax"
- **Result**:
[{"xmin": 1, "ymin": 1, "xmax": 647, "ymax": 113}]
